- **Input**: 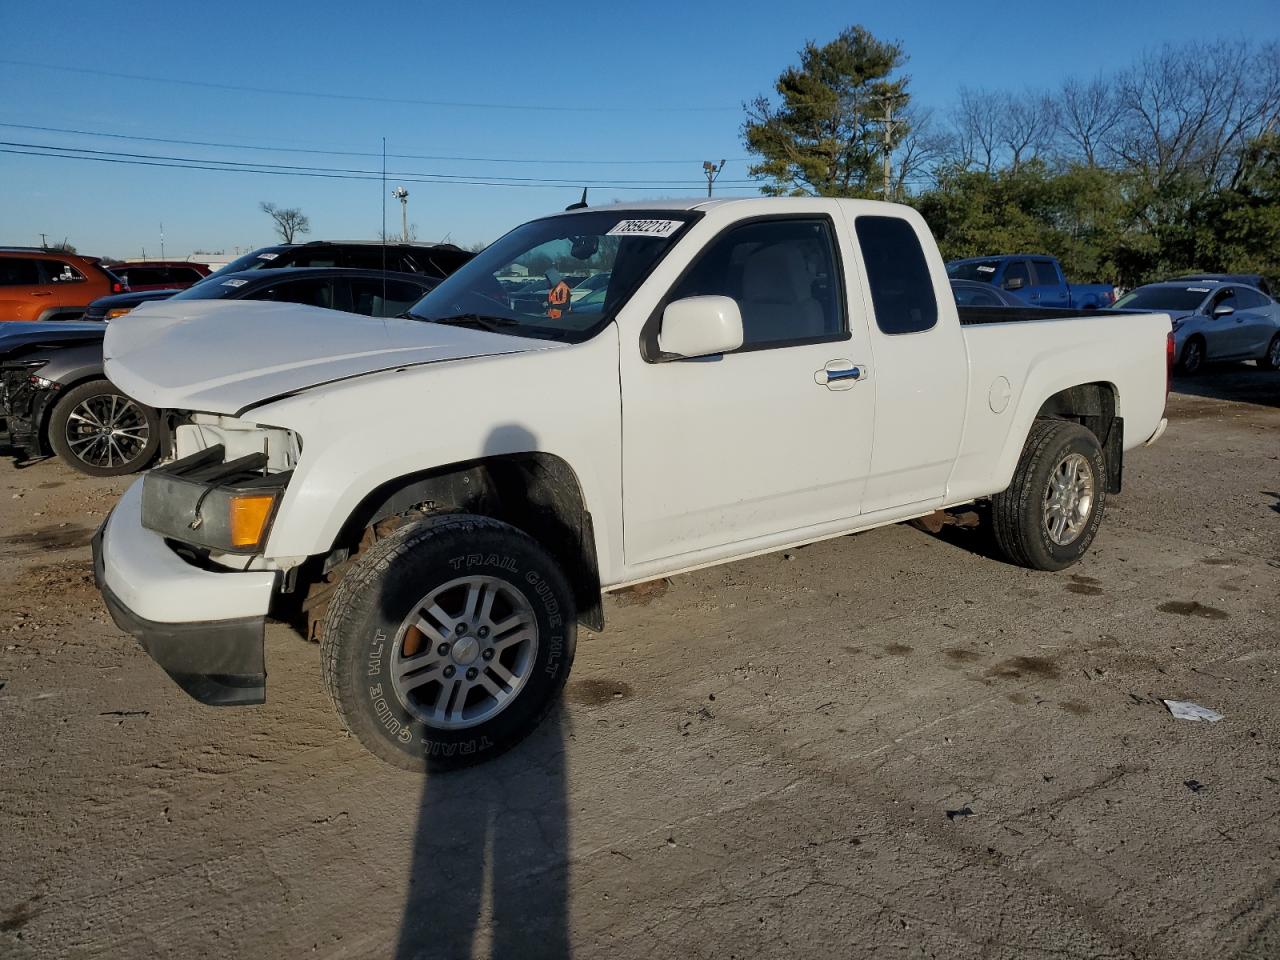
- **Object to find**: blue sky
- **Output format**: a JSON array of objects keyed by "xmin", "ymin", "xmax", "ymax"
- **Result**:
[{"xmin": 1, "ymin": 0, "xmax": 1276, "ymax": 259}]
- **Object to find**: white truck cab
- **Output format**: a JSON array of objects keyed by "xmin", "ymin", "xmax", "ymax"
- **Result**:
[{"xmin": 96, "ymin": 197, "xmax": 1172, "ymax": 770}]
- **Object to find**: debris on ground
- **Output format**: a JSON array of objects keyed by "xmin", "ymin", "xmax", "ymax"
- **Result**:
[
  {"xmin": 1184, "ymin": 780, "xmax": 1205, "ymax": 793},
  {"xmin": 945, "ymin": 806, "xmax": 975, "ymax": 821},
  {"xmin": 1163, "ymin": 700, "xmax": 1225, "ymax": 723}
]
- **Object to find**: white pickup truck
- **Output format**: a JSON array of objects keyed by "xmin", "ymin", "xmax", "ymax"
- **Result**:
[{"xmin": 96, "ymin": 198, "xmax": 1173, "ymax": 771}]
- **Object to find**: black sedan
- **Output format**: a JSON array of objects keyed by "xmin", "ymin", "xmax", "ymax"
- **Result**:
[{"xmin": 0, "ymin": 268, "xmax": 438, "ymax": 477}]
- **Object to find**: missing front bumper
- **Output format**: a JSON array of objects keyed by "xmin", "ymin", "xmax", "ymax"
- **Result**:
[{"xmin": 92, "ymin": 523, "xmax": 267, "ymax": 706}]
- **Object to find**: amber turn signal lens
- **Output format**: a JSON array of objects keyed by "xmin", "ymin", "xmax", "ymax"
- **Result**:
[
  {"xmin": 228, "ymin": 493, "xmax": 277, "ymax": 549},
  {"xmin": 106, "ymin": 308, "xmax": 133, "ymax": 319}
]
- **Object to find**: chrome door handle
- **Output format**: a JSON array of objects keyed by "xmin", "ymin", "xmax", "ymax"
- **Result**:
[{"xmin": 815, "ymin": 361, "xmax": 867, "ymax": 390}]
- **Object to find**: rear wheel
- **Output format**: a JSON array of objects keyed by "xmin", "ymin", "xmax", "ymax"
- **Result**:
[
  {"xmin": 1260, "ymin": 334, "xmax": 1280, "ymax": 371},
  {"xmin": 991, "ymin": 420, "xmax": 1107, "ymax": 571},
  {"xmin": 321, "ymin": 514, "xmax": 576, "ymax": 772},
  {"xmin": 1179, "ymin": 336, "xmax": 1206, "ymax": 375},
  {"xmin": 47, "ymin": 380, "xmax": 161, "ymax": 477}
]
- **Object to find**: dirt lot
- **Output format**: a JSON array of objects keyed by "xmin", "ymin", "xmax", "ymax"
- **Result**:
[{"xmin": 1, "ymin": 369, "xmax": 1277, "ymax": 960}]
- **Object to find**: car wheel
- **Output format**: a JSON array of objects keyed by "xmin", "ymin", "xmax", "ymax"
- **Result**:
[
  {"xmin": 1260, "ymin": 334, "xmax": 1280, "ymax": 371},
  {"xmin": 991, "ymin": 420, "xmax": 1107, "ymax": 572},
  {"xmin": 321, "ymin": 514, "xmax": 576, "ymax": 772},
  {"xmin": 1179, "ymin": 337, "xmax": 1206, "ymax": 375},
  {"xmin": 46, "ymin": 380, "xmax": 162, "ymax": 477}
]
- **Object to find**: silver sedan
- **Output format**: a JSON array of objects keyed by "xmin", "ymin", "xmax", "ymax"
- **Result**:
[{"xmin": 1114, "ymin": 281, "xmax": 1280, "ymax": 374}]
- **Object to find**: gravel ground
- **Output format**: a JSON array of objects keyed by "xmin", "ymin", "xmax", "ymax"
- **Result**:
[{"xmin": 0, "ymin": 368, "xmax": 1277, "ymax": 960}]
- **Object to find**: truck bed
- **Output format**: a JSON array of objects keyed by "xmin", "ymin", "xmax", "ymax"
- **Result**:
[{"xmin": 957, "ymin": 306, "xmax": 1126, "ymax": 326}]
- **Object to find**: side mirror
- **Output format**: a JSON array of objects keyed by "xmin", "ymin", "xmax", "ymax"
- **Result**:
[
  {"xmin": 1003, "ymin": 277, "xmax": 1025, "ymax": 291},
  {"xmin": 658, "ymin": 295, "xmax": 743, "ymax": 359},
  {"xmin": 1212, "ymin": 304, "xmax": 1234, "ymax": 317}
]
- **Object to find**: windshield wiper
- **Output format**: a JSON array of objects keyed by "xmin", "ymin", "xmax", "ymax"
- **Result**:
[{"xmin": 422, "ymin": 312, "xmax": 522, "ymax": 333}]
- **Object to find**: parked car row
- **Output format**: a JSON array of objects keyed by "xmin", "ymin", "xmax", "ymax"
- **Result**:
[
  {"xmin": 946, "ymin": 254, "xmax": 1116, "ymax": 310},
  {"xmin": 1114, "ymin": 279, "xmax": 1280, "ymax": 373},
  {"xmin": 0, "ymin": 248, "xmax": 128, "ymax": 322},
  {"xmin": 0, "ymin": 239, "xmax": 475, "ymax": 476},
  {"xmin": 947, "ymin": 253, "xmax": 1280, "ymax": 373}
]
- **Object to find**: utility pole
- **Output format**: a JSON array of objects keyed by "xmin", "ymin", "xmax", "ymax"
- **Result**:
[
  {"xmin": 702, "ymin": 159, "xmax": 726, "ymax": 198},
  {"xmin": 39, "ymin": 233, "xmax": 47, "ymax": 249},
  {"xmin": 160, "ymin": 222, "xmax": 165, "ymax": 260},
  {"xmin": 876, "ymin": 96, "xmax": 905, "ymax": 200},
  {"xmin": 392, "ymin": 186, "xmax": 409, "ymax": 241}
]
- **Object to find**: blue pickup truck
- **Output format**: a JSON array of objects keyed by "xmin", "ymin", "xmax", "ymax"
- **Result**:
[{"xmin": 946, "ymin": 255, "xmax": 1115, "ymax": 310}]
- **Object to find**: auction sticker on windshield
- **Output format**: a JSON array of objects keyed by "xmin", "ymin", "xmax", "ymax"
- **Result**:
[{"xmin": 607, "ymin": 219, "xmax": 682, "ymax": 239}]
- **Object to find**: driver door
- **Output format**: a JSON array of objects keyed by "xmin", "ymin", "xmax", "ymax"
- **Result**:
[{"xmin": 620, "ymin": 215, "xmax": 874, "ymax": 567}]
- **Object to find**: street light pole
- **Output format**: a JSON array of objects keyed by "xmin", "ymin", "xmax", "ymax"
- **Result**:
[
  {"xmin": 702, "ymin": 159, "xmax": 726, "ymax": 198},
  {"xmin": 392, "ymin": 187, "xmax": 410, "ymax": 242}
]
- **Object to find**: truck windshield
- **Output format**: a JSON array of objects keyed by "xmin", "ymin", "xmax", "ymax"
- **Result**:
[
  {"xmin": 406, "ymin": 211, "xmax": 695, "ymax": 341},
  {"xmin": 947, "ymin": 260, "xmax": 1002, "ymax": 282},
  {"xmin": 1113, "ymin": 287, "xmax": 1210, "ymax": 312}
]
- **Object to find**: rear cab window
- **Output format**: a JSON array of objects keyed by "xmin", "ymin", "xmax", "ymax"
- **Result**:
[{"xmin": 854, "ymin": 216, "xmax": 937, "ymax": 335}]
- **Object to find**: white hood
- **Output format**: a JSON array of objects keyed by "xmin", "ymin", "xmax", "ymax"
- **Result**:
[{"xmin": 103, "ymin": 300, "xmax": 553, "ymax": 415}]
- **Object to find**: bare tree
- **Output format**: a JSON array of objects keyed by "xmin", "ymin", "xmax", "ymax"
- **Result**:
[
  {"xmin": 1000, "ymin": 90, "xmax": 1058, "ymax": 173},
  {"xmin": 260, "ymin": 201, "xmax": 311, "ymax": 243},
  {"xmin": 1057, "ymin": 74, "xmax": 1125, "ymax": 166},
  {"xmin": 1112, "ymin": 40, "xmax": 1280, "ymax": 188},
  {"xmin": 949, "ymin": 87, "xmax": 1003, "ymax": 171},
  {"xmin": 890, "ymin": 106, "xmax": 949, "ymax": 195}
]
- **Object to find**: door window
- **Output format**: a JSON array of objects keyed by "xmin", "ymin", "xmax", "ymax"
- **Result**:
[
  {"xmin": 44, "ymin": 260, "xmax": 86, "ymax": 283},
  {"xmin": 667, "ymin": 218, "xmax": 844, "ymax": 349},
  {"xmin": 250, "ymin": 277, "xmax": 336, "ymax": 310},
  {"xmin": 1235, "ymin": 288, "xmax": 1269, "ymax": 309},
  {"xmin": 1030, "ymin": 260, "xmax": 1060, "ymax": 286},
  {"xmin": 1211, "ymin": 289, "xmax": 1238, "ymax": 313},
  {"xmin": 348, "ymin": 277, "xmax": 430, "ymax": 317},
  {"xmin": 0, "ymin": 258, "xmax": 40, "ymax": 286},
  {"xmin": 1003, "ymin": 260, "xmax": 1030, "ymax": 289},
  {"xmin": 855, "ymin": 216, "xmax": 938, "ymax": 335}
]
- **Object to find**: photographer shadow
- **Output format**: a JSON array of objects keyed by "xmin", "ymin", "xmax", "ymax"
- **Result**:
[{"xmin": 394, "ymin": 709, "xmax": 572, "ymax": 960}]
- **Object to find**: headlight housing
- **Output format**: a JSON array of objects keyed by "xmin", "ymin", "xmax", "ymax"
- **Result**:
[{"xmin": 141, "ymin": 445, "xmax": 289, "ymax": 554}]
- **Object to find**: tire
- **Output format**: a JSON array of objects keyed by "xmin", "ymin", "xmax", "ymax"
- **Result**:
[
  {"xmin": 47, "ymin": 380, "xmax": 161, "ymax": 477},
  {"xmin": 321, "ymin": 514, "xmax": 576, "ymax": 772},
  {"xmin": 1178, "ymin": 336, "xmax": 1206, "ymax": 375},
  {"xmin": 991, "ymin": 420, "xmax": 1107, "ymax": 572},
  {"xmin": 1260, "ymin": 334, "xmax": 1280, "ymax": 371}
]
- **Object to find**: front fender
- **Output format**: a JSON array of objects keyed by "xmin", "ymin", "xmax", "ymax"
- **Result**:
[{"xmin": 252, "ymin": 331, "xmax": 624, "ymax": 578}]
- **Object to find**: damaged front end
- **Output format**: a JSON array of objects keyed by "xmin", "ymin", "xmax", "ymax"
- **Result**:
[{"xmin": 0, "ymin": 359, "xmax": 60, "ymax": 456}]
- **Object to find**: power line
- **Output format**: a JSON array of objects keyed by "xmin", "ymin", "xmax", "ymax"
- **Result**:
[
  {"xmin": 0, "ymin": 59, "xmax": 736, "ymax": 114},
  {"xmin": 0, "ymin": 121, "xmax": 750, "ymax": 167},
  {"xmin": 0, "ymin": 143, "xmax": 764, "ymax": 192},
  {"xmin": 0, "ymin": 139, "xmax": 760, "ymax": 187}
]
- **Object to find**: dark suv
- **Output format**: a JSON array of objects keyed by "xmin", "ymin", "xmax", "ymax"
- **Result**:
[
  {"xmin": 84, "ymin": 241, "xmax": 474, "ymax": 321},
  {"xmin": 208, "ymin": 241, "xmax": 474, "ymax": 280},
  {"xmin": 2, "ymin": 267, "xmax": 439, "ymax": 476}
]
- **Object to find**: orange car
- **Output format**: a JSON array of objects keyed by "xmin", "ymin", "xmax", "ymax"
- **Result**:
[{"xmin": 0, "ymin": 248, "xmax": 125, "ymax": 322}]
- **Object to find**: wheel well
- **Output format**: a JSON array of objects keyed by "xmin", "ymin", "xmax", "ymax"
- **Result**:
[
  {"xmin": 329, "ymin": 454, "xmax": 604, "ymax": 631},
  {"xmin": 1035, "ymin": 382, "xmax": 1122, "ymax": 493}
]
